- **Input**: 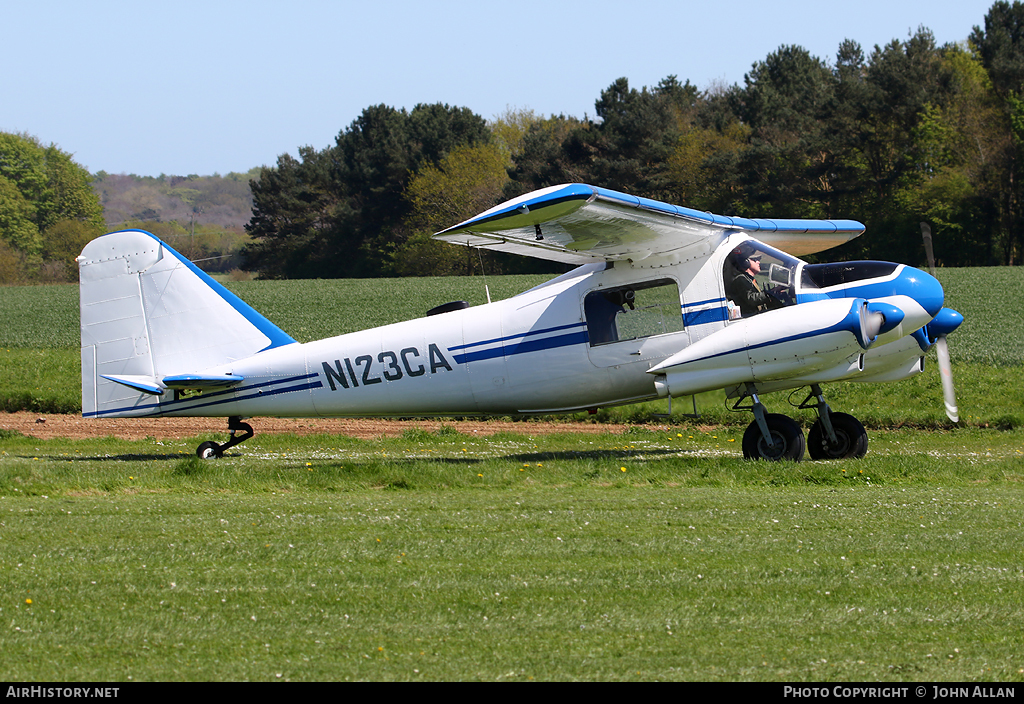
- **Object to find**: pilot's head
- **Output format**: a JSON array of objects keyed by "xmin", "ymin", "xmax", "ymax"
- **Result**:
[{"xmin": 730, "ymin": 245, "xmax": 761, "ymax": 272}]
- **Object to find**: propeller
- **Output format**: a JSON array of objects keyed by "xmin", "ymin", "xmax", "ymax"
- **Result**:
[
  {"xmin": 920, "ymin": 222, "xmax": 935, "ymax": 275},
  {"xmin": 921, "ymin": 222, "xmax": 959, "ymax": 423},
  {"xmin": 935, "ymin": 335, "xmax": 959, "ymax": 422}
]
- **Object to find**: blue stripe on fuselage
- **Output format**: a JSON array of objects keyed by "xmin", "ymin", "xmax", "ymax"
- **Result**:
[
  {"xmin": 684, "ymin": 307, "xmax": 729, "ymax": 326},
  {"xmin": 86, "ymin": 373, "xmax": 320, "ymax": 418},
  {"xmin": 452, "ymin": 331, "xmax": 589, "ymax": 364},
  {"xmin": 448, "ymin": 322, "xmax": 586, "ymax": 352}
]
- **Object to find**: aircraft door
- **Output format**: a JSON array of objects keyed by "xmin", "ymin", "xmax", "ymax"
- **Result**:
[
  {"xmin": 584, "ymin": 278, "xmax": 687, "ymax": 368},
  {"xmin": 721, "ymin": 240, "xmax": 802, "ymax": 321},
  {"xmin": 681, "ymin": 253, "xmax": 731, "ymax": 345}
]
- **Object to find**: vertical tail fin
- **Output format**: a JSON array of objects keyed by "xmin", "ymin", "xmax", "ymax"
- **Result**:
[{"xmin": 78, "ymin": 230, "xmax": 294, "ymax": 417}]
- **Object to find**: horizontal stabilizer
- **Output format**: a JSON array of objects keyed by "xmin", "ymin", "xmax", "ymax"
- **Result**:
[
  {"xmin": 162, "ymin": 374, "xmax": 245, "ymax": 390},
  {"xmin": 99, "ymin": 374, "xmax": 164, "ymax": 396},
  {"xmin": 99, "ymin": 372, "xmax": 244, "ymax": 394}
]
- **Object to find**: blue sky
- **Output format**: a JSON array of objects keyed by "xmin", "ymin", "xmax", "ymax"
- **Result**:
[{"xmin": 1, "ymin": 0, "xmax": 1001, "ymax": 176}]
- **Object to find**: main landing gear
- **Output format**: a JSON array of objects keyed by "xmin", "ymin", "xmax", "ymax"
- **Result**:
[
  {"xmin": 195, "ymin": 416, "xmax": 254, "ymax": 459},
  {"xmin": 734, "ymin": 384, "xmax": 868, "ymax": 462}
]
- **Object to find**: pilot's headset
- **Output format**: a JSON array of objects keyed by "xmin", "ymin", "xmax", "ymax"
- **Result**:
[{"xmin": 729, "ymin": 247, "xmax": 751, "ymax": 271}]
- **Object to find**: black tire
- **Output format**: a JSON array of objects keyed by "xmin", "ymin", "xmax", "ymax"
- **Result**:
[
  {"xmin": 807, "ymin": 412, "xmax": 868, "ymax": 460},
  {"xmin": 196, "ymin": 441, "xmax": 222, "ymax": 459},
  {"xmin": 742, "ymin": 413, "xmax": 805, "ymax": 461}
]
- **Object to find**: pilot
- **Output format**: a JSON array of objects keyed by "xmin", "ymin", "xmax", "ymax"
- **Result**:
[{"xmin": 727, "ymin": 246, "xmax": 783, "ymax": 317}]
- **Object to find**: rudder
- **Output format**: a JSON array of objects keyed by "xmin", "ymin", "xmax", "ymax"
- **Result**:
[{"xmin": 78, "ymin": 230, "xmax": 295, "ymax": 417}]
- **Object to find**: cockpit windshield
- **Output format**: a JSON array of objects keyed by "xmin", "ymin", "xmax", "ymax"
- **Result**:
[
  {"xmin": 801, "ymin": 261, "xmax": 900, "ymax": 289},
  {"xmin": 723, "ymin": 241, "xmax": 802, "ymax": 319}
]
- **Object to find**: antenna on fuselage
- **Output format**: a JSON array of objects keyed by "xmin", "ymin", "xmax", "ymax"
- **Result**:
[{"xmin": 476, "ymin": 247, "xmax": 491, "ymax": 304}]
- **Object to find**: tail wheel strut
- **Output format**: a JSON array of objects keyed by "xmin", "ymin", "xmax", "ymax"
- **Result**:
[{"xmin": 196, "ymin": 416, "xmax": 254, "ymax": 459}]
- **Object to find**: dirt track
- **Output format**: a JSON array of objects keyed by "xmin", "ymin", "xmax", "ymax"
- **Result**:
[{"xmin": 1, "ymin": 412, "xmax": 632, "ymax": 441}]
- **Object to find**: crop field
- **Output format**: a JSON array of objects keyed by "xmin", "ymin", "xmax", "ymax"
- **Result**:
[
  {"xmin": 1, "ymin": 267, "xmax": 1023, "ymax": 681},
  {"xmin": 1, "ymin": 268, "xmax": 1022, "ymax": 424},
  {"xmin": 2, "ymin": 267, "xmax": 1022, "ymax": 358}
]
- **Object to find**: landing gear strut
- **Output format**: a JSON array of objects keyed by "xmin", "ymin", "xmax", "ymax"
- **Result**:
[
  {"xmin": 195, "ymin": 416, "xmax": 254, "ymax": 459},
  {"xmin": 732, "ymin": 384, "xmax": 868, "ymax": 461},
  {"xmin": 797, "ymin": 385, "xmax": 868, "ymax": 460},
  {"xmin": 735, "ymin": 385, "xmax": 805, "ymax": 461}
]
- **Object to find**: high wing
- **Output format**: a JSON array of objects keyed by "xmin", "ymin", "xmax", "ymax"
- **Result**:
[{"xmin": 434, "ymin": 183, "xmax": 865, "ymax": 263}]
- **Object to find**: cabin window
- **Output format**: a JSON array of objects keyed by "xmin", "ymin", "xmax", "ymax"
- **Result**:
[
  {"xmin": 584, "ymin": 279, "xmax": 683, "ymax": 346},
  {"xmin": 723, "ymin": 241, "xmax": 801, "ymax": 319}
]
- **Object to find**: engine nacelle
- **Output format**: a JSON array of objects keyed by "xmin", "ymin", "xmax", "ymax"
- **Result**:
[
  {"xmin": 649, "ymin": 298, "xmax": 881, "ymax": 398},
  {"xmin": 852, "ymin": 334, "xmax": 926, "ymax": 383}
]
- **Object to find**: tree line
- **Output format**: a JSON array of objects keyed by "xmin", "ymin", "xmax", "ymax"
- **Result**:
[
  {"xmin": 5, "ymin": 2, "xmax": 1024, "ymax": 283},
  {"xmin": 244, "ymin": 1, "xmax": 1024, "ymax": 277},
  {"xmin": 0, "ymin": 132, "xmax": 105, "ymax": 283},
  {"xmin": 0, "ymin": 140, "xmax": 258, "ymax": 283}
]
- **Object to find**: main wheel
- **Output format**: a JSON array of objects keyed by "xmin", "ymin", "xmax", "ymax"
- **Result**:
[
  {"xmin": 807, "ymin": 412, "xmax": 868, "ymax": 460},
  {"xmin": 742, "ymin": 413, "xmax": 805, "ymax": 461},
  {"xmin": 196, "ymin": 441, "xmax": 222, "ymax": 459}
]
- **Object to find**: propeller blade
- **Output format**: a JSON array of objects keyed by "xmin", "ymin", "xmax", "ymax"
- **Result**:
[
  {"xmin": 935, "ymin": 335, "xmax": 958, "ymax": 422},
  {"xmin": 920, "ymin": 222, "xmax": 935, "ymax": 276}
]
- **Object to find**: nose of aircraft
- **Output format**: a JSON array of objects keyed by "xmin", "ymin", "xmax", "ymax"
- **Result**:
[{"xmin": 898, "ymin": 266, "xmax": 945, "ymax": 318}]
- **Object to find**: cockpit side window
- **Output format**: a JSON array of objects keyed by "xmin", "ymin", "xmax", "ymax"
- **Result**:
[
  {"xmin": 584, "ymin": 279, "xmax": 683, "ymax": 346},
  {"xmin": 723, "ymin": 242, "xmax": 801, "ymax": 319},
  {"xmin": 802, "ymin": 261, "xmax": 900, "ymax": 289}
]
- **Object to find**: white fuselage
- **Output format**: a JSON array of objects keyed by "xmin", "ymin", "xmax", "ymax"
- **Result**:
[
  {"xmin": 95, "ymin": 234, "xmax": 940, "ymax": 419},
  {"xmin": 190, "ymin": 263, "xmax": 691, "ymax": 418}
]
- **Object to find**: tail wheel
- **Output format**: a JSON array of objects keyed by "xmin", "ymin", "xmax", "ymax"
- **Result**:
[
  {"xmin": 742, "ymin": 413, "xmax": 805, "ymax": 461},
  {"xmin": 196, "ymin": 441, "xmax": 222, "ymax": 459},
  {"xmin": 807, "ymin": 412, "xmax": 867, "ymax": 460}
]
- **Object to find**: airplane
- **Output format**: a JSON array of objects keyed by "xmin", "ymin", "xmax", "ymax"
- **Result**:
[{"xmin": 77, "ymin": 183, "xmax": 963, "ymax": 461}]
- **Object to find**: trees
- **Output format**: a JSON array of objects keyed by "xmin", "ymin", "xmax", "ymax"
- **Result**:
[
  {"xmin": 240, "ymin": 9, "xmax": 1024, "ymax": 276},
  {"xmin": 589, "ymin": 76, "xmax": 699, "ymax": 199},
  {"xmin": 971, "ymin": 0, "xmax": 1024, "ymax": 95},
  {"xmin": 503, "ymin": 77, "xmax": 699, "ymax": 202},
  {"xmin": 892, "ymin": 46, "xmax": 1009, "ymax": 266},
  {"xmin": 971, "ymin": 0, "xmax": 1024, "ymax": 263},
  {"xmin": 244, "ymin": 147, "xmax": 341, "ymax": 279},
  {"xmin": 0, "ymin": 175, "xmax": 40, "ymax": 256},
  {"xmin": 729, "ymin": 45, "xmax": 839, "ymax": 218},
  {"xmin": 394, "ymin": 143, "xmax": 512, "ymax": 276},
  {"xmin": 94, "ymin": 171, "xmax": 257, "ymax": 229},
  {"xmin": 0, "ymin": 132, "xmax": 104, "ymax": 280},
  {"xmin": 504, "ymin": 114, "xmax": 596, "ymax": 198},
  {"xmin": 243, "ymin": 103, "xmax": 491, "ymax": 278}
]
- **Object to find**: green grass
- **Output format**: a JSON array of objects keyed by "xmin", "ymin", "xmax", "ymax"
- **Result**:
[
  {"xmin": 0, "ymin": 348, "xmax": 81, "ymax": 413},
  {"xmin": 2, "ymin": 264, "xmax": 1022, "ymax": 681},
  {"xmin": 0, "ymin": 283, "xmax": 79, "ymax": 350},
  {"xmin": 2, "ymin": 427, "xmax": 1023, "ymax": 681},
  {"xmin": 936, "ymin": 267, "xmax": 1024, "ymax": 366}
]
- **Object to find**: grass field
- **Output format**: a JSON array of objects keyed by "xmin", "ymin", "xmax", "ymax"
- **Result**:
[
  {"xmin": 2, "ymin": 426, "xmax": 1023, "ymax": 681},
  {"xmin": 1, "ymin": 267, "xmax": 1023, "ymax": 681}
]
